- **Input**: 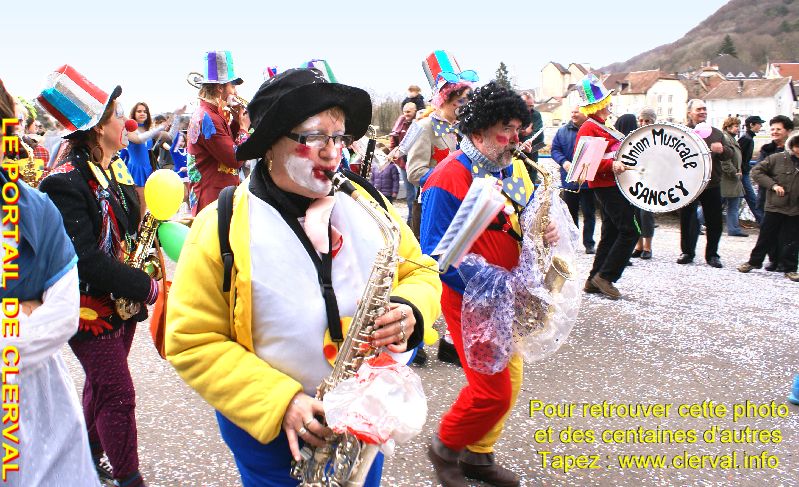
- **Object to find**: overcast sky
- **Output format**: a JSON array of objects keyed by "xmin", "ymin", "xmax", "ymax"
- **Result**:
[{"xmin": 2, "ymin": 0, "xmax": 728, "ymax": 114}]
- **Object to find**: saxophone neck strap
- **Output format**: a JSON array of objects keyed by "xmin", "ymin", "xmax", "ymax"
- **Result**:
[{"xmin": 257, "ymin": 166, "xmax": 343, "ymax": 342}]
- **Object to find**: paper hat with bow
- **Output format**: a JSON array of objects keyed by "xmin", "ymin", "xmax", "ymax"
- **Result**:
[
  {"xmin": 202, "ymin": 50, "xmax": 243, "ymax": 85},
  {"xmin": 577, "ymin": 74, "xmax": 613, "ymax": 114},
  {"xmin": 36, "ymin": 64, "xmax": 121, "ymax": 138},
  {"xmin": 422, "ymin": 50, "xmax": 478, "ymax": 93}
]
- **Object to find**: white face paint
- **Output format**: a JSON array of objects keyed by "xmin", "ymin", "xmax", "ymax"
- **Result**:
[
  {"xmin": 298, "ymin": 116, "xmax": 322, "ymax": 131},
  {"xmin": 284, "ymin": 154, "xmax": 332, "ymax": 195}
]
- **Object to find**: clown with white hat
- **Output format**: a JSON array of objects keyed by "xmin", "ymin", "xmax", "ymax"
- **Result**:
[{"xmin": 36, "ymin": 64, "xmax": 156, "ymax": 487}]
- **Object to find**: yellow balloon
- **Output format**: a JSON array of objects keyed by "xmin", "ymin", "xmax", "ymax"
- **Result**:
[
  {"xmin": 423, "ymin": 326, "xmax": 439, "ymax": 346},
  {"xmin": 144, "ymin": 169, "xmax": 184, "ymax": 220}
]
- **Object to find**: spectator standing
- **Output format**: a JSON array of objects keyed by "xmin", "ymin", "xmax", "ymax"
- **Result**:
[
  {"xmin": 519, "ymin": 91, "xmax": 544, "ymax": 182},
  {"xmin": 756, "ymin": 115, "xmax": 794, "ymax": 216},
  {"xmin": 720, "ymin": 117, "xmax": 747, "ymax": 237},
  {"xmin": 738, "ymin": 131, "xmax": 799, "ymax": 282},
  {"xmin": 389, "ymin": 102, "xmax": 418, "ymax": 218},
  {"xmin": 550, "ymin": 104, "xmax": 595, "ymax": 254},
  {"xmin": 401, "ymin": 84, "xmax": 426, "ymax": 112},
  {"xmin": 126, "ymin": 101, "xmax": 167, "ymax": 217},
  {"xmin": 738, "ymin": 115, "xmax": 765, "ymax": 223},
  {"xmin": 369, "ymin": 151, "xmax": 400, "ymax": 203},
  {"xmin": 630, "ymin": 108, "xmax": 657, "ymax": 259},
  {"xmin": 677, "ymin": 99, "xmax": 732, "ymax": 268}
]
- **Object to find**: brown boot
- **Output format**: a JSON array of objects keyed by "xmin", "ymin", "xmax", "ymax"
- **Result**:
[
  {"xmin": 459, "ymin": 450, "xmax": 520, "ymax": 487},
  {"xmin": 427, "ymin": 436, "xmax": 467, "ymax": 487},
  {"xmin": 590, "ymin": 275, "xmax": 621, "ymax": 299},
  {"xmin": 583, "ymin": 278, "xmax": 600, "ymax": 293}
]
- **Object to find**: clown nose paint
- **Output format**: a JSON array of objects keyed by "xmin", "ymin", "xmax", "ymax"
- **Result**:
[{"xmin": 124, "ymin": 119, "xmax": 139, "ymax": 132}]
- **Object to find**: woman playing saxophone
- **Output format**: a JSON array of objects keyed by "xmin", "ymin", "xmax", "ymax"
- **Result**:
[{"xmin": 166, "ymin": 68, "xmax": 441, "ymax": 487}]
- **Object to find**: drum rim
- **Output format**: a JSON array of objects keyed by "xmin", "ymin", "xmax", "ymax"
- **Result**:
[{"xmin": 613, "ymin": 121, "xmax": 712, "ymax": 213}]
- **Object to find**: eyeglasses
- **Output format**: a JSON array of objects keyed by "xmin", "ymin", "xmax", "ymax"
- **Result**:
[
  {"xmin": 114, "ymin": 103, "xmax": 126, "ymax": 119},
  {"xmin": 285, "ymin": 133, "xmax": 353, "ymax": 148},
  {"xmin": 436, "ymin": 70, "xmax": 479, "ymax": 85}
]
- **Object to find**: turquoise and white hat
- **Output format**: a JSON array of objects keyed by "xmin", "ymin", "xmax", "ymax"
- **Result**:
[{"xmin": 202, "ymin": 50, "xmax": 243, "ymax": 85}]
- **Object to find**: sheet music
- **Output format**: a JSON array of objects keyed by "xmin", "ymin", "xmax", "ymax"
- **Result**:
[
  {"xmin": 567, "ymin": 136, "xmax": 609, "ymax": 183},
  {"xmin": 433, "ymin": 177, "xmax": 506, "ymax": 272}
]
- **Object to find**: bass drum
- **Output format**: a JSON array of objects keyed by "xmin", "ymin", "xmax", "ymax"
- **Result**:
[{"xmin": 614, "ymin": 122, "xmax": 712, "ymax": 213}]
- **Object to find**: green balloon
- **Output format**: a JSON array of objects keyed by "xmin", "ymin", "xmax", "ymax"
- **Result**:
[{"xmin": 158, "ymin": 222, "xmax": 190, "ymax": 262}]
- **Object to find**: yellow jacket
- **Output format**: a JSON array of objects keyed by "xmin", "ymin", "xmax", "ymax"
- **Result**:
[{"xmin": 166, "ymin": 183, "xmax": 442, "ymax": 444}]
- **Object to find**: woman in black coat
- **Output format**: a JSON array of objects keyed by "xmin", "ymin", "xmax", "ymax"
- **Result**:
[{"xmin": 37, "ymin": 65, "xmax": 156, "ymax": 487}]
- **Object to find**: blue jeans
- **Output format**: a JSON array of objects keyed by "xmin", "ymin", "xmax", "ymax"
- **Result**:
[
  {"xmin": 216, "ymin": 412, "xmax": 384, "ymax": 487},
  {"xmin": 725, "ymin": 197, "xmax": 744, "ymax": 235},
  {"xmin": 741, "ymin": 173, "xmax": 762, "ymax": 223}
]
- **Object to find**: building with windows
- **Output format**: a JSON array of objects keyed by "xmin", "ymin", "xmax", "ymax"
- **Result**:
[
  {"xmin": 703, "ymin": 78, "xmax": 796, "ymax": 128},
  {"xmin": 601, "ymin": 70, "xmax": 689, "ymax": 123}
]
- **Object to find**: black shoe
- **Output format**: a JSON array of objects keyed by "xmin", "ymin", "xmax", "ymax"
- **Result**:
[
  {"xmin": 677, "ymin": 253, "xmax": 694, "ymax": 264},
  {"xmin": 585, "ymin": 245, "xmax": 596, "ymax": 254},
  {"xmin": 631, "ymin": 249, "xmax": 643, "ymax": 258},
  {"xmin": 428, "ymin": 439, "xmax": 468, "ymax": 487},
  {"xmin": 437, "ymin": 338, "xmax": 462, "ymax": 367},
  {"xmin": 411, "ymin": 347, "xmax": 428, "ymax": 366},
  {"xmin": 640, "ymin": 250, "xmax": 652, "ymax": 260},
  {"xmin": 765, "ymin": 262, "xmax": 780, "ymax": 272},
  {"xmin": 729, "ymin": 232, "xmax": 749, "ymax": 237},
  {"xmin": 460, "ymin": 451, "xmax": 520, "ymax": 487},
  {"xmin": 707, "ymin": 256, "xmax": 723, "ymax": 268}
]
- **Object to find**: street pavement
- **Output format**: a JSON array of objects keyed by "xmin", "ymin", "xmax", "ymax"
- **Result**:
[{"xmin": 64, "ymin": 208, "xmax": 799, "ymax": 486}]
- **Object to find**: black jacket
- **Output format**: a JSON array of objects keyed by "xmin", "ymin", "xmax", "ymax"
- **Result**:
[
  {"xmin": 738, "ymin": 130, "xmax": 756, "ymax": 174},
  {"xmin": 39, "ymin": 149, "xmax": 151, "ymax": 332},
  {"xmin": 401, "ymin": 94, "xmax": 426, "ymax": 112},
  {"xmin": 757, "ymin": 141, "xmax": 785, "ymax": 162}
]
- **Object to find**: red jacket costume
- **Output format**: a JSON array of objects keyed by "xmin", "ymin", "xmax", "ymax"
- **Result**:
[
  {"xmin": 574, "ymin": 115, "xmax": 618, "ymax": 189},
  {"xmin": 187, "ymin": 100, "xmax": 247, "ymax": 215}
]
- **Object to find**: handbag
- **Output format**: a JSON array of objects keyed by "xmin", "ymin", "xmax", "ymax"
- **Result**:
[{"xmin": 149, "ymin": 237, "xmax": 170, "ymax": 359}]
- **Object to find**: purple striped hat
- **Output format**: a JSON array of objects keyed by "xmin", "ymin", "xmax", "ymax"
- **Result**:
[
  {"xmin": 202, "ymin": 51, "xmax": 243, "ymax": 85},
  {"xmin": 577, "ymin": 74, "xmax": 612, "ymax": 108}
]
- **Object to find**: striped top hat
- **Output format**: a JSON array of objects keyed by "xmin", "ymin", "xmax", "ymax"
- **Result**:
[
  {"xmin": 577, "ymin": 74, "xmax": 613, "ymax": 108},
  {"xmin": 422, "ymin": 50, "xmax": 479, "ymax": 93},
  {"xmin": 36, "ymin": 65, "xmax": 121, "ymax": 137},
  {"xmin": 203, "ymin": 50, "xmax": 243, "ymax": 85},
  {"xmin": 299, "ymin": 59, "xmax": 338, "ymax": 83}
]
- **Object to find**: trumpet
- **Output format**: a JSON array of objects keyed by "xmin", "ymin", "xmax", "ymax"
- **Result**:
[{"xmin": 186, "ymin": 71, "xmax": 249, "ymax": 107}]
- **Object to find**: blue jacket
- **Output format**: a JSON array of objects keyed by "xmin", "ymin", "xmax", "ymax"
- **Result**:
[{"xmin": 550, "ymin": 121, "xmax": 587, "ymax": 190}]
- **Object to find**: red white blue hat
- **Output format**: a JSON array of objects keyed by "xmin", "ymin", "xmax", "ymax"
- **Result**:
[
  {"xmin": 422, "ymin": 50, "xmax": 478, "ymax": 93},
  {"xmin": 36, "ymin": 64, "xmax": 121, "ymax": 137},
  {"xmin": 202, "ymin": 50, "xmax": 243, "ymax": 85}
]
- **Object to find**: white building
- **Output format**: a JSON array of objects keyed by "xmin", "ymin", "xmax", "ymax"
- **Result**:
[
  {"xmin": 703, "ymin": 78, "xmax": 796, "ymax": 127},
  {"xmin": 601, "ymin": 70, "xmax": 689, "ymax": 123}
]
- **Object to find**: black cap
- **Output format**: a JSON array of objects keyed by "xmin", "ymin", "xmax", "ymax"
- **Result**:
[
  {"xmin": 745, "ymin": 115, "xmax": 766, "ymax": 126},
  {"xmin": 236, "ymin": 68, "xmax": 372, "ymax": 161}
]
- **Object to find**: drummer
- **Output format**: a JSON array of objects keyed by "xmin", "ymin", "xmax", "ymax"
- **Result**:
[{"xmin": 574, "ymin": 74, "xmax": 639, "ymax": 300}]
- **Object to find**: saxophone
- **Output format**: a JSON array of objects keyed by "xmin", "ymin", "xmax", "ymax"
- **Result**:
[
  {"xmin": 510, "ymin": 149, "xmax": 575, "ymax": 358},
  {"xmin": 290, "ymin": 170, "xmax": 401, "ymax": 487},
  {"xmin": 115, "ymin": 211, "xmax": 163, "ymax": 320}
]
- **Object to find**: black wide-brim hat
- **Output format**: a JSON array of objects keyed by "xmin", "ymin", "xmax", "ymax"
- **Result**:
[{"xmin": 236, "ymin": 68, "xmax": 372, "ymax": 161}]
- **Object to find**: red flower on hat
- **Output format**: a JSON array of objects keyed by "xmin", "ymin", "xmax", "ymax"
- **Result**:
[{"xmin": 79, "ymin": 295, "xmax": 115, "ymax": 335}]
